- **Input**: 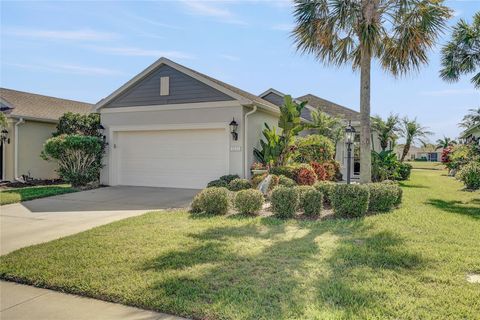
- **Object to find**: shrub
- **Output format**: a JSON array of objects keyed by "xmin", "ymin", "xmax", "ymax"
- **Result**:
[
  {"xmin": 295, "ymin": 185, "xmax": 315, "ymax": 207},
  {"xmin": 294, "ymin": 135, "xmax": 335, "ymax": 163},
  {"xmin": 367, "ymin": 183, "xmax": 400, "ymax": 212},
  {"xmin": 207, "ymin": 179, "xmax": 228, "ymax": 188},
  {"xmin": 269, "ymin": 166, "xmax": 296, "ymax": 180},
  {"xmin": 314, "ymin": 181, "xmax": 336, "ymax": 204},
  {"xmin": 196, "ymin": 187, "xmax": 230, "ymax": 215},
  {"xmin": 295, "ymin": 166, "xmax": 318, "ymax": 185},
  {"xmin": 310, "ymin": 162, "xmax": 328, "ymax": 181},
  {"xmin": 42, "ymin": 134, "xmax": 103, "ymax": 187},
  {"xmin": 228, "ymin": 178, "xmax": 252, "ymax": 191},
  {"xmin": 190, "ymin": 193, "xmax": 203, "ymax": 213},
  {"xmin": 234, "ymin": 189, "xmax": 264, "ymax": 214},
  {"xmin": 331, "ymin": 184, "xmax": 370, "ymax": 217},
  {"xmin": 220, "ymin": 174, "xmax": 240, "ymax": 184},
  {"xmin": 302, "ymin": 189, "xmax": 323, "ymax": 217},
  {"xmin": 396, "ymin": 163, "xmax": 412, "ymax": 181},
  {"xmin": 394, "ymin": 186, "xmax": 403, "ymax": 207},
  {"xmin": 278, "ymin": 175, "xmax": 296, "ymax": 187},
  {"xmin": 271, "ymin": 186, "xmax": 299, "ymax": 218},
  {"xmin": 54, "ymin": 112, "xmax": 102, "ymax": 137},
  {"xmin": 457, "ymin": 161, "xmax": 480, "ymax": 190}
]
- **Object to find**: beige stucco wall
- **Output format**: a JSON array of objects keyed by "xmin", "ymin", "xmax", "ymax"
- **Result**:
[
  {"xmin": 17, "ymin": 120, "xmax": 58, "ymax": 179},
  {"xmin": 245, "ymin": 107, "xmax": 279, "ymax": 178},
  {"xmin": 99, "ymin": 104, "xmax": 245, "ymax": 185},
  {"xmin": 2, "ymin": 119, "xmax": 58, "ymax": 181}
]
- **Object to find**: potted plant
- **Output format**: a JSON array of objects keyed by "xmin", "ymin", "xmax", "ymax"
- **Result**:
[{"xmin": 251, "ymin": 162, "xmax": 268, "ymax": 175}]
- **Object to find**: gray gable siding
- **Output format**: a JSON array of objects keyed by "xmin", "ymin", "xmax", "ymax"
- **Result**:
[
  {"xmin": 105, "ymin": 65, "xmax": 234, "ymax": 108},
  {"xmin": 261, "ymin": 92, "xmax": 284, "ymax": 107},
  {"xmin": 300, "ymin": 108, "xmax": 313, "ymax": 122}
]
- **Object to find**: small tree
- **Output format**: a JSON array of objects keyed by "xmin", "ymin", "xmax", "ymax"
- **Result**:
[
  {"xmin": 372, "ymin": 114, "xmax": 400, "ymax": 151},
  {"xmin": 400, "ymin": 118, "xmax": 432, "ymax": 162},
  {"xmin": 42, "ymin": 135, "xmax": 103, "ymax": 187},
  {"xmin": 435, "ymin": 136, "xmax": 457, "ymax": 150},
  {"xmin": 54, "ymin": 112, "xmax": 101, "ymax": 137},
  {"xmin": 308, "ymin": 110, "xmax": 345, "ymax": 153}
]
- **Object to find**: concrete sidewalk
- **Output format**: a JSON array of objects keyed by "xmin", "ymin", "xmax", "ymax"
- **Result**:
[{"xmin": 1, "ymin": 281, "xmax": 186, "ymax": 320}]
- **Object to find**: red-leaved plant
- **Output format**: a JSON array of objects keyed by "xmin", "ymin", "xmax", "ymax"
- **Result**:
[
  {"xmin": 295, "ymin": 167, "xmax": 318, "ymax": 185},
  {"xmin": 310, "ymin": 162, "xmax": 328, "ymax": 181}
]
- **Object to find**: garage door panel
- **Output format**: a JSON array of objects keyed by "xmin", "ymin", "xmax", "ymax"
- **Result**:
[{"xmin": 116, "ymin": 129, "xmax": 228, "ymax": 189}]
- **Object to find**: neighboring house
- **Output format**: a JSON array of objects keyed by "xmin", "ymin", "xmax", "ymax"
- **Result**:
[
  {"xmin": 461, "ymin": 123, "xmax": 480, "ymax": 144},
  {"xmin": 0, "ymin": 88, "xmax": 92, "ymax": 181},
  {"xmin": 394, "ymin": 144, "xmax": 442, "ymax": 162},
  {"xmin": 96, "ymin": 57, "xmax": 281, "ymax": 189},
  {"xmin": 259, "ymin": 88, "xmax": 380, "ymax": 181}
]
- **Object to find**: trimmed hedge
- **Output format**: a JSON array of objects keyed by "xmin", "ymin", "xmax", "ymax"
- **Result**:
[
  {"xmin": 207, "ymin": 179, "xmax": 228, "ymax": 188},
  {"xmin": 234, "ymin": 189, "xmax": 264, "ymax": 214},
  {"xmin": 295, "ymin": 185, "xmax": 315, "ymax": 208},
  {"xmin": 314, "ymin": 181, "xmax": 336, "ymax": 204},
  {"xmin": 228, "ymin": 178, "xmax": 253, "ymax": 191},
  {"xmin": 302, "ymin": 189, "xmax": 323, "ymax": 217},
  {"xmin": 278, "ymin": 175, "xmax": 296, "ymax": 187},
  {"xmin": 397, "ymin": 163, "xmax": 412, "ymax": 181},
  {"xmin": 271, "ymin": 186, "xmax": 299, "ymax": 219},
  {"xmin": 190, "ymin": 193, "xmax": 203, "ymax": 213},
  {"xmin": 331, "ymin": 184, "xmax": 370, "ymax": 217},
  {"xmin": 220, "ymin": 174, "xmax": 240, "ymax": 184},
  {"xmin": 269, "ymin": 166, "xmax": 296, "ymax": 180},
  {"xmin": 367, "ymin": 183, "xmax": 400, "ymax": 212},
  {"xmin": 195, "ymin": 187, "xmax": 230, "ymax": 215}
]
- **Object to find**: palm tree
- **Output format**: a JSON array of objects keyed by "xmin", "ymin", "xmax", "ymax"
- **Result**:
[
  {"xmin": 372, "ymin": 114, "xmax": 400, "ymax": 151},
  {"xmin": 292, "ymin": 0, "xmax": 450, "ymax": 183},
  {"xmin": 440, "ymin": 12, "xmax": 480, "ymax": 88},
  {"xmin": 435, "ymin": 136, "xmax": 457, "ymax": 150},
  {"xmin": 308, "ymin": 110, "xmax": 345, "ymax": 151},
  {"xmin": 459, "ymin": 107, "xmax": 480, "ymax": 129},
  {"xmin": 400, "ymin": 118, "xmax": 433, "ymax": 162}
]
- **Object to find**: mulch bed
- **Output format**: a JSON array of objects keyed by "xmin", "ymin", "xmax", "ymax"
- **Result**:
[{"xmin": 0, "ymin": 179, "xmax": 65, "ymax": 189}]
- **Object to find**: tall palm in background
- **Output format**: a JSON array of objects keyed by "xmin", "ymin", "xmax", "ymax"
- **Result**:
[
  {"xmin": 435, "ymin": 136, "xmax": 457, "ymax": 150},
  {"xmin": 372, "ymin": 114, "xmax": 400, "ymax": 151},
  {"xmin": 459, "ymin": 107, "xmax": 480, "ymax": 129},
  {"xmin": 292, "ymin": 0, "xmax": 450, "ymax": 183},
  {"xmin": 440, "ymin": 12, "xmax": 480, "ymax": 88},
  {"xmin": 400, "ymin": 118, "xmax": 433, "ymax": 162},
  {"xmin": 308, "ymin": 110, "xmax": 345, "ymax": 152}
]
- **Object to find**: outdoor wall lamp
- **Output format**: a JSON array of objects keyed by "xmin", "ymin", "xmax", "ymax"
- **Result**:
[
  {"xmin": 98, "ymin": 124, "xmax": 108, "ymax": 145},
  {"xmin": 229, "ymin": 118, "xmax": 238, "ymax": 141},
  {"xmin": 345, "ymin": 121, "xmax": 356, "ymax": 184},
  {"xmin": 1, "ymin": 128, "xmax": 9, "ymax": 144}
]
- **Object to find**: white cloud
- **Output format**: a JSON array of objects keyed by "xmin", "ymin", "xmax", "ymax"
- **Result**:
[
  {"xmin": 3, "ymin": 28, "xmax": 118, "ymax": 41},
  {"xmin": 181, "ymin": 0, "xmax": 247, "ymax": 25},
  {"xmin": 89, "ymin": 46, "xmax": 195, "ymax": 59},
  {"xmin": 219, "ymin": 54, "xmax": 240, "ymax": 61},
  {"xmin": 271, "ymin": 23, "xmax": 294, "ymax": 31},
  {"xmin": 5, "ymin": 62, "xmax": 123, "ymax": 76},
  {"xmin": 419, "ymin": 88, "xmax": 479, "ymax": 96}
]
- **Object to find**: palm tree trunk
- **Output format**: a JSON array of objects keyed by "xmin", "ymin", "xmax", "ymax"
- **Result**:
[
  {"xmin": 400, "ymin": 140, "xmax": 411, "ymax": 162},
  {"xmin": 359, "ymin": 46, "xmax": 372, "ymax": 183}
]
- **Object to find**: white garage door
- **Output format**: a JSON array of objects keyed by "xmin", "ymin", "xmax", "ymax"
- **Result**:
[{"xmin": 116, "ymin": 129, "xmax": 228, "ymax": 189}]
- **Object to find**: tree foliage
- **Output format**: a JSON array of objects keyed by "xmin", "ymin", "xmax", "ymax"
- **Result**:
[
  {"xmin": 399, "ymin": 117, "xmax": 432, "ymax": 162},
  {"xmin": 440, "ymin": 12, "xmax": 480, "ymax": 88},
  {"xmin": 372, "ymin": 114, "xmax": 400, "ymax": 151},
  {"xmin": 54, "ymin": 112, "xmax": 102, "ymax": 137}
]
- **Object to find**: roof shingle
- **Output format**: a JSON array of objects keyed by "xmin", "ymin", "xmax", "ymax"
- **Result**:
[{"xmin": 0, "ymin": 88, "xmax": 93, "ymax": 121}]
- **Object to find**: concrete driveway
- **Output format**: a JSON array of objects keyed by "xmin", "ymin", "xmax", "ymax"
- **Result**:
[{"xmin": 0, "ymin": 186, "xmax": 198, "ymax": 255}]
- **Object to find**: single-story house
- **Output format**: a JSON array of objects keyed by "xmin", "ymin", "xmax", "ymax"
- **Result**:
[
  {"xmin": 96, "ymin": 57, "xmax": 281, "ymax": 189},
  {"xmin": 0, "ymin": 88, "xmax": 93, "ymax": 181},
  {"xmin": 259, "ymin": 88, "xmax": 380, "ymax": 181},
  {"xmin": 96, "ymin": 58, "xmax": 381, "ymax": 188},
  {"xmin": 395, "ymin": 144, "xmax": 442, "ymax": 162},
  {"xmin": 461, "ymin": 123, "xmax": 480, "ymax": 144}
]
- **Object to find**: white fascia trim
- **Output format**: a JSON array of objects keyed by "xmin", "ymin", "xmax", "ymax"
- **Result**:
[
  {"xmin": 100, "ymin": 100, "xmax": 242, "ymax": 114},
  {"xmin": 8, "ymin": 115, "xmax": 58, "ymax": 123},
  {"xmin": 258, "ymin": 88, "xmax": 287, "ymax": 98},
  {"xmin": 95, "ymin": 57, "xmax": 252, "ymax": 110}
]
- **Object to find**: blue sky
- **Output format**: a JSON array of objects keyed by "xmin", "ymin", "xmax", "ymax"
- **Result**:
[{"xmin": 1, "ymin": 0, "xmax": 479, "ymax": 141}]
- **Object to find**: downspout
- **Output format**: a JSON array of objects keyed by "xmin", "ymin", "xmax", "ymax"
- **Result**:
[
  {"xmin": 14, "ymin": 117, "xmax": 25, "ymax": 180},
  {"xmin": 244, "ymin": 105, "xmax": 257, "ymax": 179}
]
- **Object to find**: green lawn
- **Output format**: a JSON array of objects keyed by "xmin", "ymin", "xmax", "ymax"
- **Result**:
[
  {"xmin": 0, "ymin": 184, "xmax": 77, "ymax": 205},
  {"xmin": 408, "ymin": 161, "xmax": 444, "ymax": 170},
  {"xmin": 1, "ymin": 169, "xmax": 479, "ymax": 319}
]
